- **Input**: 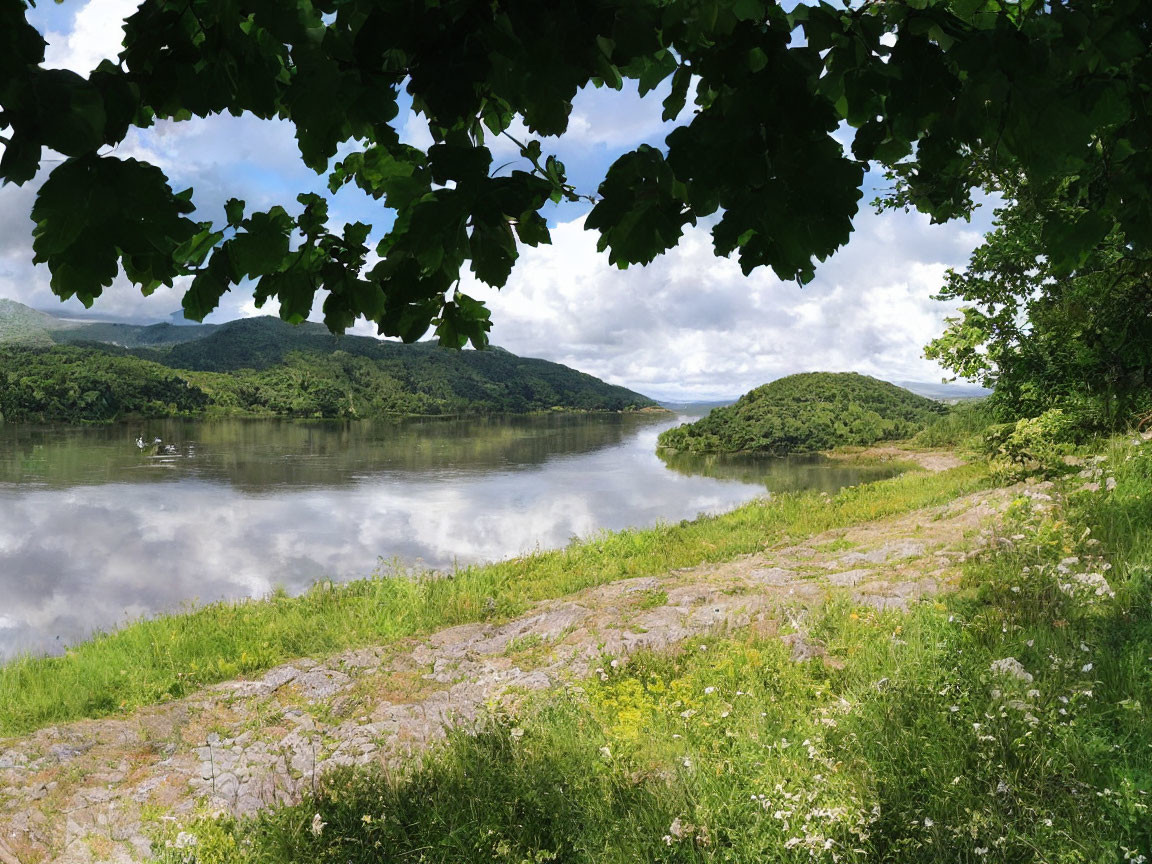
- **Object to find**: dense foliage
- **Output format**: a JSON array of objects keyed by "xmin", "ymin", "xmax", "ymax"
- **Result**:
[
  {"xmin": 658, "ymin": 372, "xmax": 944, "ymax": 454},
  {"xmin": 2, "ymin": 1, "xmax": 1149, "ymax": 344},
  {"xmin": 0, "ymin": 317, "xmax": 656, "ymax": 422},
  {"xmin": 0, "ymin": 345, "xmax": 210, "ymax": 423},
  {"xmin": 926, "ymin": 193, "xmax": 1152, "ymax": 432}
]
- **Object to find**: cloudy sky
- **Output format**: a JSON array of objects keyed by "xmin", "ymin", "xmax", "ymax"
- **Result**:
[{"xmin": 1, "ymin": 1, "xmax": 993, "ymax": 400}]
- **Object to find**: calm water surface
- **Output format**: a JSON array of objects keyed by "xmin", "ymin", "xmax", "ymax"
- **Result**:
[{"xmin": 0, "ymin": 415, "xmax": 899, "ymax": 657}]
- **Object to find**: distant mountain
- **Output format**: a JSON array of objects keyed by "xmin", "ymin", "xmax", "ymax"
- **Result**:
[
  {"xmin": 0, "ymin": 299, "xmax": 68, "ymax": 346},
  {"xmin": 0, "ymin": 301, "xmax": 660, "ymax": 423},
  {"xmin": 657, "ymin": 372, "xmax": 946, "ymax": 455},
  {"xmin": 658, "ymin": 399, "xmax": 736, "ymax": 417},
  {"xmin": 895, "ymin": 380, "xmax": 990, "ymax": 401},
  {"xmin": 55, "ymin": 321, "xmax": 220, "ymax": 349},
  {"xmin": 0, "ymin": 299, "xmax": 214, "ymax": 348}
]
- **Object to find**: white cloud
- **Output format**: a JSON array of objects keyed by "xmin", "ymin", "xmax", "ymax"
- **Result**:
[
  {"xmin": 466, "ymin": 208, "xmax": 983, "ymax": 400},
  {"xmin": 43, "ymin": 0, "xmax": 139, "ymax": 73}
]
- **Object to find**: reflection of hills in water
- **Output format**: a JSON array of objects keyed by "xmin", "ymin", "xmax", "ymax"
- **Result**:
[
  {"xmin": 658, "ymin": 450, "xmax": 902, "ymax": 492},
  {"xmin": 0, "ymin": 414, "xmax": 668, "ymax": 491}
]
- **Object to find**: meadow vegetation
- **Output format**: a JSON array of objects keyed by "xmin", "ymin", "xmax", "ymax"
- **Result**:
[
  {"xmin": 5, "ymin": 399, "xmax": 1152, "ymax": 862},
  {"xmin": 148, "ymin": 433, "xmax": 1152, "ymax": 864}
]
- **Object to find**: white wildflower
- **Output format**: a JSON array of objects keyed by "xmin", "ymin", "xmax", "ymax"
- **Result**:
[
  {"xmin": 704, "ymin": 686, "xmax": 715, "ymax": 695},
  {"xmin": 310, "ymin": 813, "xmax": 326, "ymax": 837},
  {"xmin": 990, "ymin": 657, "xmax": 1033, "ymax": 683}
]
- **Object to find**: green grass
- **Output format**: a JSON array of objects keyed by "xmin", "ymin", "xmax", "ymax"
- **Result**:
[
  {"xmin": 150, "ymin": 442, "xmax": 1152, "ymax": 863},
  {"xmin": 911, "ymin": 398, "xmax": 996, "ymax": 449},
  {"xmin": 0, "ymin": 461, "xmax": 987, "ymax": 737}
]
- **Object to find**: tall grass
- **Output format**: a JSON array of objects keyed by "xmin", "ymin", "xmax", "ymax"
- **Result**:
[
  {"xmin": 912, "ymin": 398, "xmax": 996, "ymax": 449},
  {"xmin": 151, "ymin": 442, "xmax": 1152, "ymax": 863},
  {"xmin": 0, "ymin": 462, "xmax": 988, "ymax": 736}
]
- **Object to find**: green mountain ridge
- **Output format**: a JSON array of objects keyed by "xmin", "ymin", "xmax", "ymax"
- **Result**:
[
  {"xmin": 0, "ymin": 298, "xmax": 67, "ymax": 346},
  {"xmin": 658, "ymin": 372, "xmax": 945, "ymax": 454},
  {"xmin": 0, "ymin": 301, "xmax": 659, "ymax": 423}
]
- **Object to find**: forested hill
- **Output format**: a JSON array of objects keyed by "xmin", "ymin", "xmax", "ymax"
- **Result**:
[
  {"xmin": 658, "ymin": 372, "xmax": 945, "ymax": 455},
  {"xmin": 0, "ymin": 303, "xmax": 659, "ymax": 422}
]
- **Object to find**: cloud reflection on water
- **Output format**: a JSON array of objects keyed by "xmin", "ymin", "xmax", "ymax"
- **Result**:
[{"xmin": 0, "ymin": 415, "xmax": 894, "ymax": 657}]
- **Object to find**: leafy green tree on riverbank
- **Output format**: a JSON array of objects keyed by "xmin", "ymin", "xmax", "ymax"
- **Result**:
[{"xmin": 926, "ymin": 192, "xmax": 1152, "ymax": 431}]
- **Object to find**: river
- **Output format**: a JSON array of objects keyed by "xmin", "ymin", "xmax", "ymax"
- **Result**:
[{"xmin": 0, "ymin": 414, "xmax": 900, "ymax": 658}]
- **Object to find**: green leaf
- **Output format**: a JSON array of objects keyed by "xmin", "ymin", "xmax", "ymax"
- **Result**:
[
  {"xmin": 662, "ymin": 66, "xmax": 691, "ymax": 122},
  {"xmin": 224, "ymin": 199, "xmax": 246, "ymax": 228},
  {"xmin": 32, "ymin": 70, "xmax": 107, "ymax": 158},
  {"xmin": 469, "ymin": 218, "xmax": 517, "ymax": 287},
  {"xmin": 428, "ymin": 143, "xmax": 492, "ymax": 185},
  {"xmin": 32, "ymin": 155, "xmax": 199, "ymax": 302},
  {"xmin": 262, "ymin": 268, "xmax": 316, "ymax": 325},
  {"xmin": 227, "ymin": 208, "xmax": 294, "ymax": 279},
  {"xmin": 182, "ymin": 249, "xmax": 233, "ymax": 322}
]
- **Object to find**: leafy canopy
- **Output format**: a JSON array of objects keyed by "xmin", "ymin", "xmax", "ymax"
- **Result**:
[
  {"xmin": 926, "ymin": 186, "xmax": 1152, "ymax": 430},
  {"xmin": 2, "ymin": 0, "xmax": 1150, "ymax": 346}
]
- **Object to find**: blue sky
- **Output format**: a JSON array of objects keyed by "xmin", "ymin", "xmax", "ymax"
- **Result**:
[{"xmin": 0, "ymin": 0, "xmax": 995, "ymax": 400}]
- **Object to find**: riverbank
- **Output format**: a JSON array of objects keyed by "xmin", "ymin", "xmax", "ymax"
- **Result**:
[
  {"xmin": 3, "ymin": 442, "xmax": 1151, "ymax": 862},
  {"xmin": 0, "ymin": 449, "xmax": 982, "ymax": 736}
]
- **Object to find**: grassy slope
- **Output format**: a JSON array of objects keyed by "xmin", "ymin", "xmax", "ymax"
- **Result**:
[
  {"xmin": 152, "ymin": 441, "xmax": 1152, "ymax": 864},
  {"xmin": 0, "ymin": 461, "xmax": 987, "ymax": 736},
  {"xmin": 0, "ymin": 299, "xmax": 59, "ymax": 346}
]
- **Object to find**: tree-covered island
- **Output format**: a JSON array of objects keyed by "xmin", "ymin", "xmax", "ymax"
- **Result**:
[{"xmin": 657, "ymin": 372, "xmax": 946, "ymax": 454}]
